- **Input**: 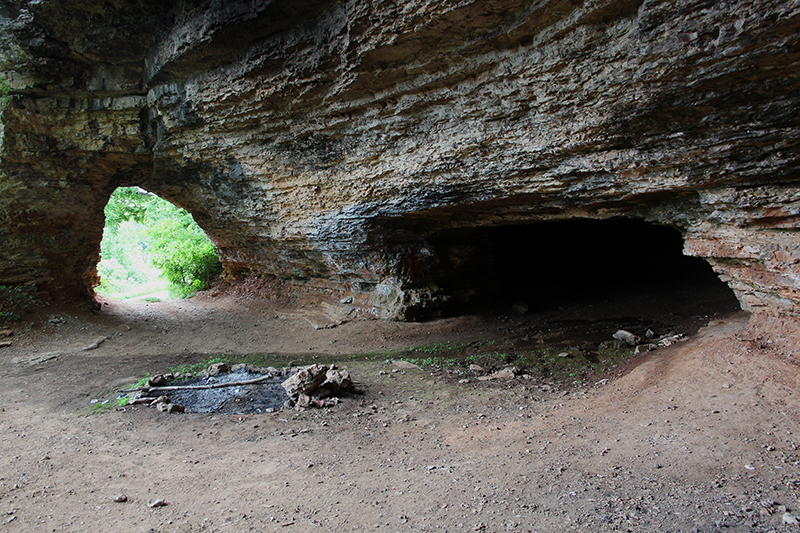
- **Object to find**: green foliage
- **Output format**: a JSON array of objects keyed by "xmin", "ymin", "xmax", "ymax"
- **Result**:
[
  {"xmin": 397, "ymin": 337, "xmax": 636, "ymax": 386},
  {"xmin": 0, "ymin": 284, "xmax": 36, "ymax": 322},
  {"xmin": 408, "ymin": 356, "xmax": 459, "ymax": 368},
  {"xmin": 409, "ymin": 341, "xmax": 470, "ymax": 354},
  {"xmin": 170, "ymin": 355, "xmax": 227, "ymax": 377},
  {"xmin": 103, "ymin": 187, "xmax": 153, "ymax": 230},
  {"xmin": 0, "ymin": 77, "xmax": 10, "ymax": 103},
  {"xmin": 133, "ymin": 373, "xmax": 151, "ymax": 389},
  {"xmin": 84, "ymin": 396, "xmax": 126, "ymax": 416},
  {"xmin": 464, "ymin": 352, "xmax": 512, "ymax": 368},
  {"xmin": 97, "ymin": 187, "xmax": 220, "ymax": 299},
  {"xmin": 97, "ymin": 217, "xmax": 164, "ymax": 298},
  {"xmin": 116, "ymin": 396, "xmax": 131, "ymax": 407},
  {"xmin": 143, "ymin": 197, "xmax": 220, "ymax": 296}
]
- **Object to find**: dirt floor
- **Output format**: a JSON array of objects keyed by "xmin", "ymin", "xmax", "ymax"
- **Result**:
[{"xmin": 1, "ymin": 287, "xmax": 800, "ymax": 532}]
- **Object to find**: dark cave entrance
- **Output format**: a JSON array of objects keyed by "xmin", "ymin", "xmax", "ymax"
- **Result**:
[{"xmin": 417, "ymin": 218, "xmax": 741, "ymax": 325}]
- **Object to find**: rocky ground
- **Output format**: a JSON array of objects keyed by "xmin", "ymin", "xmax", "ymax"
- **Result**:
[{"xmin": 1, "ymin": 289, "xmax": 799, "ymax": 532}]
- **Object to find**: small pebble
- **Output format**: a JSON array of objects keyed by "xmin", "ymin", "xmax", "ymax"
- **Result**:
[
  {"xmin": 148, "ymin": 498, "xmax": 167, "ymax": 508},
  {"xmin": 113, "ymin": 494, "xmax": 127, "ymax": 503}
]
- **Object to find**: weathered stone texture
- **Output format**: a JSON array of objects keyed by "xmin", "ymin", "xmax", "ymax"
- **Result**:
[{"xmin": 1, "ymin": 0, "xmax": 799, "ymax": 316}]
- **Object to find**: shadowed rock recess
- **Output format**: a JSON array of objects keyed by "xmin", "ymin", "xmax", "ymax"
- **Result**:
[{"xmin": 1, "ymin": 0, "xmax": 798, "ymax": 319}]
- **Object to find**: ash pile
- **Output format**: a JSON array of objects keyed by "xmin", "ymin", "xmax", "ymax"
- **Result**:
[{"xmin": 121, "ymin": 363, "xmax": 361, "ymax": 415}]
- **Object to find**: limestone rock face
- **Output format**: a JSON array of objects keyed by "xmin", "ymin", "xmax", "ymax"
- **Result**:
[{"xmin": 1, "ymin": 0, "xmax": 798, "ymax": 317}]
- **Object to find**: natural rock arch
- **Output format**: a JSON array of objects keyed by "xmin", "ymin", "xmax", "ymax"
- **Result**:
[{"xmin": 0, "ymin": 0, "xmax": 798, "ymax": 318}]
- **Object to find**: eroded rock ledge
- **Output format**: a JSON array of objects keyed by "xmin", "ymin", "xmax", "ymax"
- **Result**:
[{"xmin": 1, "ymin": 0, "xmax": 798, "ymax": 319}]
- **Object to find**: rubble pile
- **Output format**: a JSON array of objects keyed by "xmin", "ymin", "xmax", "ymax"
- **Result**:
[
  {"xmin": 613, "ymin": 329, "xmax": 687, "ymax": 354},
  {"xmin": 281, "ymin": 364, "xmax": 363, "ymax": 409}
]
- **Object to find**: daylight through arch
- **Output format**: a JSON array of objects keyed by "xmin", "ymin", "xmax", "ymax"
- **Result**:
[{"xmin": 97, "ymin": 187, "xmax": 220, "ymax": 300}]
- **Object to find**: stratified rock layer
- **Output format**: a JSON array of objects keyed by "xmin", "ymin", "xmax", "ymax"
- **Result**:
[{"xmin": 1, "ymin": 0, "xmax": 798, "ymax": 318}]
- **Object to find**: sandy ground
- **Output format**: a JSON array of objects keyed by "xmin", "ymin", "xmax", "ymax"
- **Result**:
[{"xmin": 1, "ymin": 292, "xmax": 799, "ymax": 533}]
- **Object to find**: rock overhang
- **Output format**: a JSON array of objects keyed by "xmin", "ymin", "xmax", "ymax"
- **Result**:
[{"xmin": 0, "ymin": 0, "xmax": 798, "ymax": 318}]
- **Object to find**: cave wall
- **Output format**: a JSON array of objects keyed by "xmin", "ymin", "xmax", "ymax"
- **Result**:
[{"xmin": 0, "ymin": 0, "xmax": 798, "ymax": 318}]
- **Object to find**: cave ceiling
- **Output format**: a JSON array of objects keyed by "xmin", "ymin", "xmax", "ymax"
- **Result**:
[{"xmin": 0, "ymin": 0, "xmax": 798, "ymax": 318}]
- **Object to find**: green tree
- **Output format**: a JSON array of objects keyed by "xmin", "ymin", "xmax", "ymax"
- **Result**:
[
  {"xmin": 103, "ymin": 187, "xmax": 153, "ymax": 229},
  {"xmin": 144, "ymin": 197, "xmax": 220, "ymax": 296},
  {"xmin": 97, "ymin": 187, "xmax": 219, "ymax": 298}
]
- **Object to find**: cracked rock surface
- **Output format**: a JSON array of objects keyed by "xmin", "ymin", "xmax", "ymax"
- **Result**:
[{"xmin": 0, "ymin": 0, "xmax": 798, "ymax": 317}]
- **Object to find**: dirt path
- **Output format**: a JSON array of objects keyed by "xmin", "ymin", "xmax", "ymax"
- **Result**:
[{"xmin": 1, "ymin": 294, "xmax": 799, "ymax": 532}]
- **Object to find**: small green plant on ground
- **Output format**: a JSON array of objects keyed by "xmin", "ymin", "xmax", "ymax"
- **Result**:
[
  {"xmin": 83, "ymin": 394, "xmax": 131, "ymax": 415},
  {"xmin": 407, "ymin": 356, "xmax": 460, "ymax": 368},
  {"xmin": 396, "ymin": 336, "xmax": 636, "ymax": 386},
  {"xmin": 170, "ymin": 355, "xmax": 228, "ymax": 377},
  {"xmin": 409, "ymin": 341, "xmax": 470, "ymax": 354}
]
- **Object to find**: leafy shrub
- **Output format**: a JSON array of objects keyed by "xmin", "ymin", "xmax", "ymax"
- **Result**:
[
  {"xmin": 144, "ymin": 198, "xmax": 220, "ymax": 296},
  {"xmin": 97, "ymin": 188, "xmax": 219, "ymax": 298},
  {"xmin": 103, "ymin": 187, "xmax": 152, "ymax": 229}
]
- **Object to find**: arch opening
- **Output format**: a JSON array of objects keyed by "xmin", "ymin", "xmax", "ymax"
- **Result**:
[
  {"xmin": 411, "ymin": 218, "xmax": 741, "ymax": 328},
  {"xmin": 96, "ymin": 187, "xmax": 220, "ymax": 300}
]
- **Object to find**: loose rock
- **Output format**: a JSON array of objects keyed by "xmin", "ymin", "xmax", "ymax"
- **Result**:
[
  {"xmin": 511, "ymin": 302, "xmax": 529, "ymax": 314},
  {"xmin": 658, "ymin": 333, "xmax": 687, "ymax": 347},
  {"xmin": 478, "ymin": 367, "xmax": 517, "ymax": 381},
  {"xmin": 613, "ymin": 330, "xmax": 640, "ymax": 347},
  {"xmin": 147, "ymin": 375, "xmax": 170, "ymax": 387},
  {"xmin": 634, "ymin": 343, "xmax": 658, "ymax": 355},
  {"xmin": 207, "ymin": 362, "xmax": 230, "ymax": 376},
  {"xmin": 296, "ymin": 393, "xmax": 312, "ymax": 408},
  {"xmin": 156, "ymin": 402, "xmax": 185, "ymax": 413},
  {"xmin": 150, "ymin": 395, "xmax": 170, "ymax": 405},
  {"xmin": 82, "ymin": 337, "xmax": 107, "ymax": 351},
  {"xmin": 282, "ymin": 364, "xmax": 329, "ymax": 397},
  {"xmin": 393, "ymin": 361, "xmax": 422, "ymax": 371}
]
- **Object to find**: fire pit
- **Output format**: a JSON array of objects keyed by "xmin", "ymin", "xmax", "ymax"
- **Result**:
[
  {"xmin": 168, "ymin": 369, "xmax": 289, "ymax": 414},
  {"xmin": 120, "ymin": 363, "xmax": 360, "ymax": 414}
]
